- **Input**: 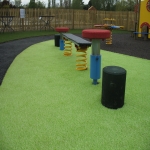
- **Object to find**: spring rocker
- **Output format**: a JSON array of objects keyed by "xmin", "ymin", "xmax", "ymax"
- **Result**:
[
  {"xmin": 94, "ymin": 18, "xmax": 124, "ymax": 44},
  {"xmin": 61, "ymin": 33, "xmax": 91, "ymax": 71},
  {"xmin": 134, "ymin": 0, "xmax": 150, "ymax": 40},
  {"xmin": 64, "ymin": 39, "xmax": 72, "ymax": 56},
  {"xmin": 82, "ymin": 29, "xmax": 110, "ymax": 84},
  {"xmin": 55, "ymin": 27, "xmax": 71, "ymax": 54},
  {"xmin": 75, "ymin": 45, "xmax": 88, "ymax": 71},
  {"xmin": 60, "ymin": 29, "xmax": 110, "ymax": 85}
]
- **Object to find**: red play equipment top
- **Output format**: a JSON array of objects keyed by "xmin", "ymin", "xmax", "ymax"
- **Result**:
[
  {"xmin": 55, "ymin": 27, "xmax": 69, "ymax": 32},
  {"xmin": 140, "ymin": 22, "xmax": 150, "ymax": 29},
  {"xmin": 82, "ymin": 29, "xmax": 110, "ymax": 40}
]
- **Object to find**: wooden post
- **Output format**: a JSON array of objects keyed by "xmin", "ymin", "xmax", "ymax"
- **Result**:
[
  {"xmin": 126, "ymin": 11, "xmax": 129, "ymax": 31},
  {"xmin": 22, "ymin": 18, "xmax": 24, "ymax": 31},
  {"xmin": 72, "ymin": 9, "xmax": 74, "ymax": 29}
]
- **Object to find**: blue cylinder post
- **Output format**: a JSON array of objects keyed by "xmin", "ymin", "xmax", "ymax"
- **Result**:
[
  {"xmin": 90, "ymin": 39, "xmax": 101, "ymax": 85},
  {"xmin": 60, "ymin": 39, "xmax": 64, "ymax": 50},
  {"xmin": 59, "ymin": 33, "xmax": 64, "ymax": 50},
  {"xmin": 90, "ymin": 55, "xmax": 101, "ymax": 84}
]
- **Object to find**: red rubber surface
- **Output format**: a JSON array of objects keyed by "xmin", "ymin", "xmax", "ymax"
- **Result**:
[
  {"xmin": 82, "ymin": 29, "xmax": 110, "ymax": 39},
  {"xmin": 55, "ymin": 27, "xmax": 69, "ymax": 32}
]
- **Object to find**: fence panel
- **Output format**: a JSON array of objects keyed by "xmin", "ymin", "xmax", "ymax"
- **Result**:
[
  {"xmin": 0, "ymin": 8, "xmax": 135, "ymax": 32},
  {"xmin": 96, "ymin": 11, "xmax": 105, "ymax": 25}
]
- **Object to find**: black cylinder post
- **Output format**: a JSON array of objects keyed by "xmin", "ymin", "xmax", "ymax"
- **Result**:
[
  {"xmin": 54, "ymin": 34, "xmax": 60, "ymax": 47},
  {"xmin": 101, "ymin": 66, "xmax": 127, "ymax": 109}
]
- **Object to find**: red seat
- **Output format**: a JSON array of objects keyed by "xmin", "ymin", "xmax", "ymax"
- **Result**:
[
  {"xmin": 82, "ymin": 29, "xmax": 110, "ymax": 40},
  {"xmin": 55, "ymin": 27, "xmax": 69, "ymax": 32}
]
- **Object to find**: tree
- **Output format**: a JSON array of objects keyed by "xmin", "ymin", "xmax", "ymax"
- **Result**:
[
  {"xmin": 48, "ymin": 0, "xmax": 51, "ymax": 8},
  {"xmin": 68, "ymin": 0, "xmax": 71, "ymax": 8},
  {"xmin": 115, "ymin": 0, "xmax": 128, "ymax": 11},
  {"xmin": 64, "ymin": 0, "xmax": 71, "ymax": 8},
  {"xmin": 1, "ymin": 0, "xmax": 10, "ymax": 8},
  {"xmin": 15, "ymin": 0, "xmax": 21, "ymax": 7},
  {"xmin": 27, "ymin": 0, "xmax": 46, "ymax": 8},
  {"xmin": 90, "ymin": 0, "xmax": 102, "ymax": 10},
  {"xmin": 36, "ymin": 1, "xmax": 46, "ymax": 8},
  {"xmin": 52, "ymin": 0, "xmax": 55, "ymax": 7},
  {"xmin": 60, "ymin": 0, "xmax": 63, "ymax": 7},
  {"xmin": 126, "ymin": 0, "xmax": 135, "ymax": 11},
  {"xmin": 83, "ymin": 0, "xmax": 92, "ymax": 10},
  {"xmin": 82, "ymin": 0, "xmax": 136, "ymax": 11},
  {"xmin": 88, "ymin": 0, "xmax": 92, "ymax": 7},
  {"xmin": 28, "ymin": 0, "xmax": 36, "ymax": 8},
  {"xmin": 72, "ymin": 0, "xmax": 84, "ymax": 9}
]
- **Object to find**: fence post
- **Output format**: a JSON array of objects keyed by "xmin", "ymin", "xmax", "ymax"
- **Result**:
[
  {"xmin": 72, "ymin": 9, "xmax": 74, "ymax": 29},
  {"xmin": 126, "ymin": 11, "xmax": 129, "ymax": 30},
  {"xmin": 22, "ymin": 18, "xmax": 24, "ymax": 31}
]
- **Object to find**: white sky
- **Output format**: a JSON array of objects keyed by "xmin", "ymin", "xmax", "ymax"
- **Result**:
[{"xmin": 21, "ymin": 0, "xmax": 89, "ymax": 6}]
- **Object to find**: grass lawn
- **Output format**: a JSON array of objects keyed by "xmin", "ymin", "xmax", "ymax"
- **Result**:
[{"xmin": 0, "ymin": 39, "xmax": 150, "ymax": 150}]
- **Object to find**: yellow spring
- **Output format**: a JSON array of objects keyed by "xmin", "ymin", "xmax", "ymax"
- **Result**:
[
  {"xmin": 64, "ymin": 39, "xmax": 72, "ymax": 56},
  {"xmin": 106, "ymin": 31, "xmax": 112, "ymax": 44},
  {"xmin": 76, "ymin": 46, "xmax": 88, "ymax": 71}
]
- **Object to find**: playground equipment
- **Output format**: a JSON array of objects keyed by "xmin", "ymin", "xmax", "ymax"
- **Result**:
[
  {"xmin": 134, "ymin": 0, "xmax": 150, "ymax": 39},
  {"xmin": 101, "ymin": 66, "xmax": 126, "ymax": 109},
  {"xmin": 55, "ymin": 29, "xmax": 110, "ymax": 85},
  {"xmin": 82, "ymin": 29, "xmax": 110, "ymax": 84},
  {"xmin": 75, "ymin": 45, "xmax": 88, "ymax": 71},
  {"xmin": 55, "ymin": 27, "xmax": 70, "ymax": 51},
  {"xmin": 64, "ymin": 39, "xmax": 72, "ymax": 56},
  {"xmin": 54, "ymin": 34, "xmax": 60, "ymax": 47},
  {"xmin": 94, "ymin": 18, "xmax": 124, "ymax": 44},
  {"xmin": 61, "ymin": 33, "xmax": 91, "ymax": 71}
]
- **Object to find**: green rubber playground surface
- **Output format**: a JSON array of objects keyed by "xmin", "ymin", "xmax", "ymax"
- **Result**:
[{"xmin": 1, "ymin": 40, "xmax": 150, "ymax": 150}]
